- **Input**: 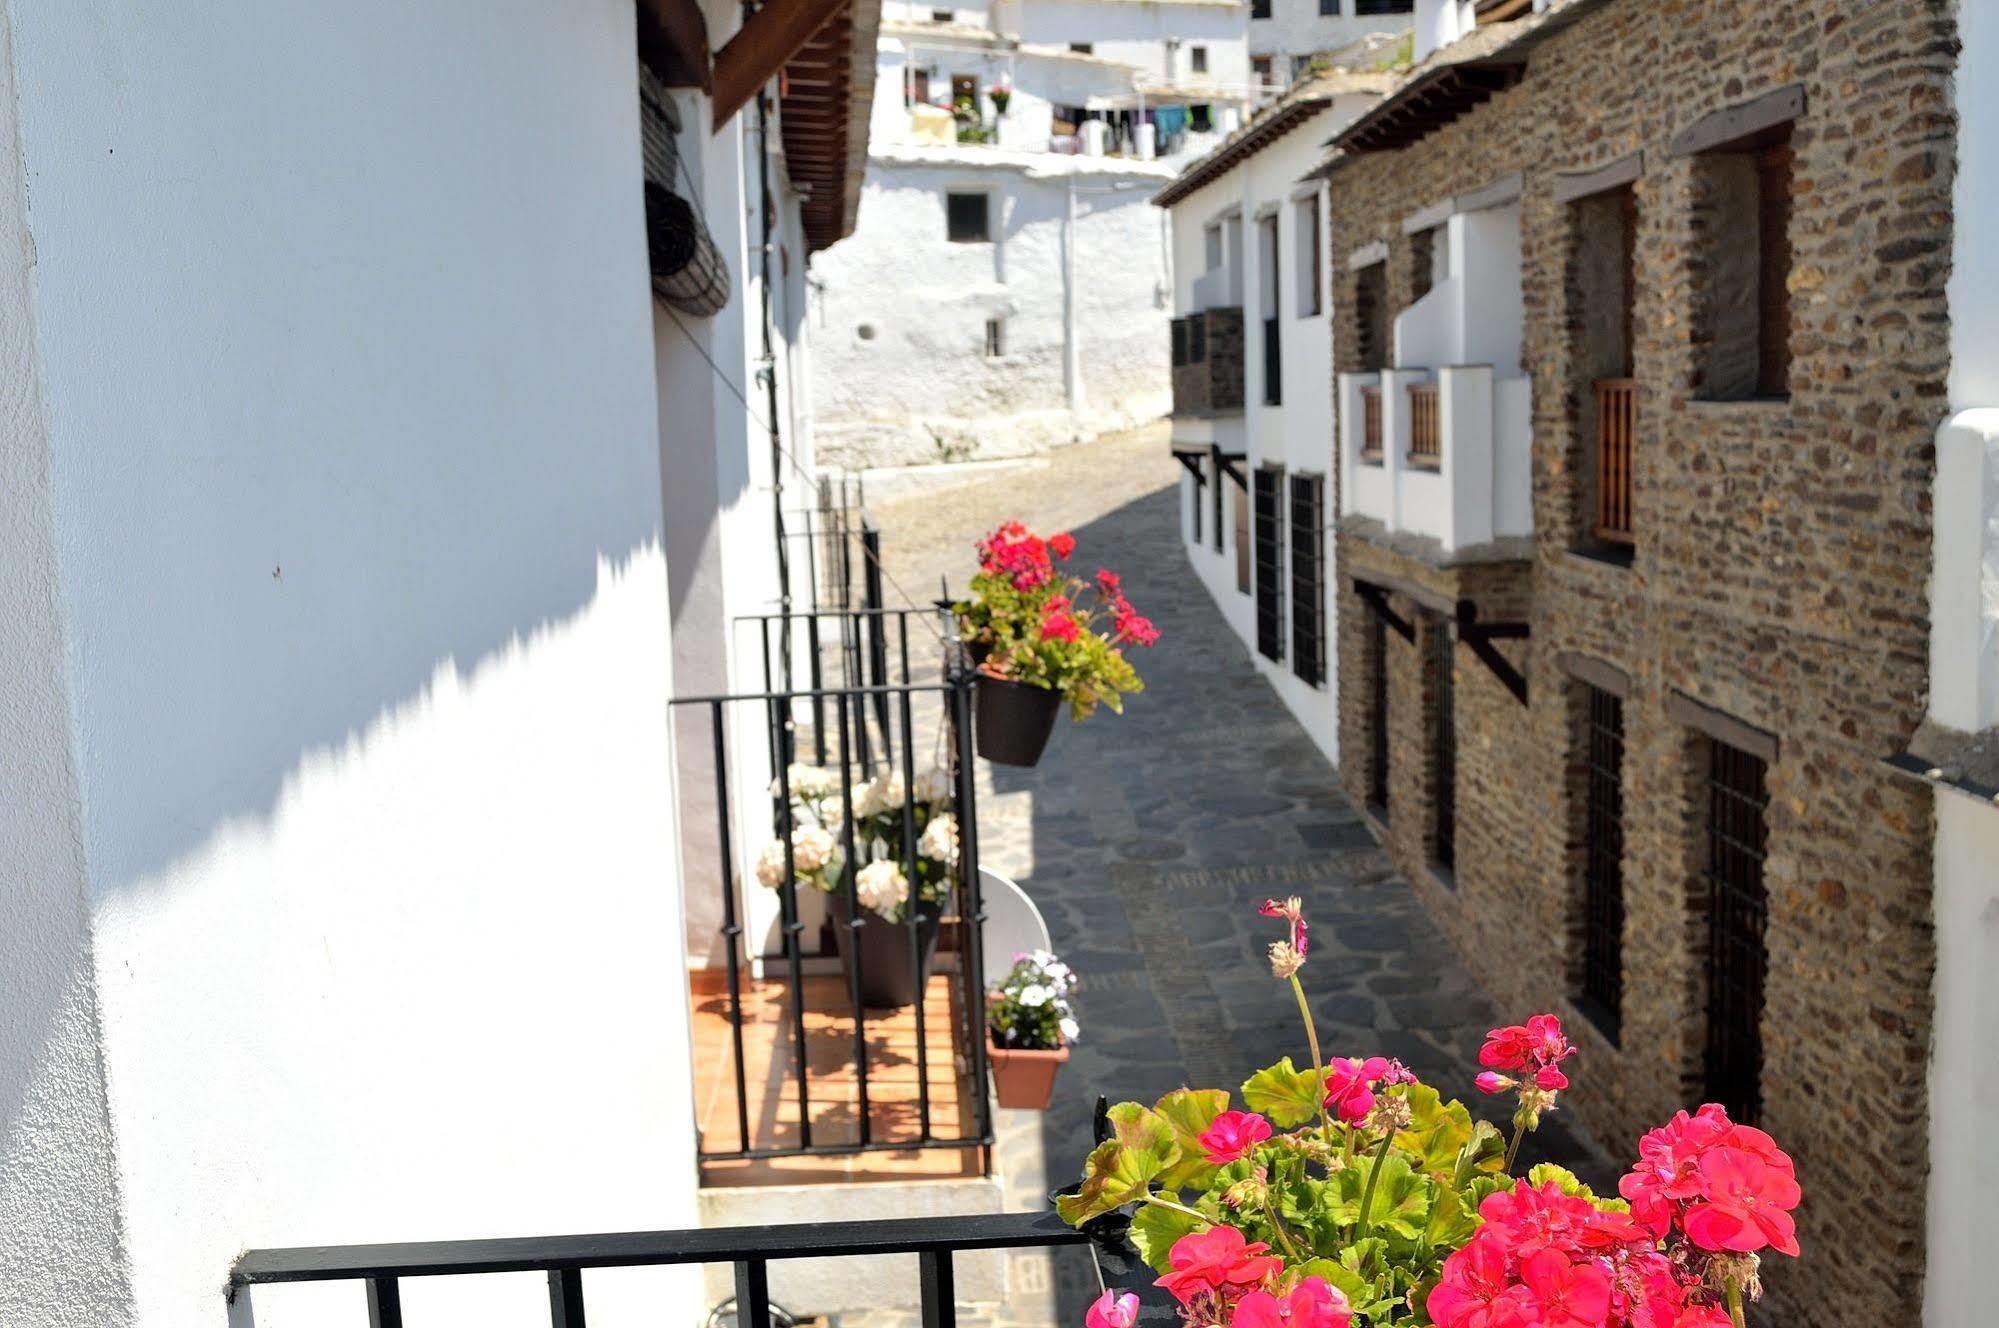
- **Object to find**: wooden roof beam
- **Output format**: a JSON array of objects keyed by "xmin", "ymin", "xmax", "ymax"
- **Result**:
[{"xmin": 713, "ymin": 0, "xmax": 850, "ymax": 132}]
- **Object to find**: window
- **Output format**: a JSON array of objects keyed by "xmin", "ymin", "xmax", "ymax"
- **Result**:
[
  {"xmin": 1410, "ymin": 225, "xmax": 1443, "ymax": 302},
  {"xmin": 910, "ymin": 69, "xmax": 931, "ymax": 105},
  {"xmin": 984, "ymin": 317, "xmax": 1005, "ymax": 357},
  {"xmin": 1368, "ymin": 613, "xmax": 1390, "ymax": 815},
  {"xmin": 1296, "ymin": 196, "xmax": 1322, "ymax": 317},
  {"xmin": 1355, "ymin": 0, "xmax": 1414, "ymax": 12},
  {"xmin": 1233, "ymin": 483, "xmax": 1250, "ymax": 591},
  {"xmin": 1579, "ymin": 686, "xmax": 1625, "ymax": 1037},
  {"xmin": 1288, "ymin": 475, "xmax": 1326, "ymax": 686},
  {"xmin": 1291, "ymin": 55, "xmax": 1313, "ymax": 80},
  {"xmin": 1191, "ymin": 45, "xmax": 1208, "ymax": 74},
  {"xmin": 1702, "ymin": 737, "xmax": 1770, "ymax": 1122},
  {"xmin": 1251, "ymin": 0, "xmax": 1272, "ymax": 18},
  {"xmin": 1354, "ymin": 260, "xmax": 1388, "ymax": 372},
  {"xmin": 1253, "ymin": 468, "xmax": 1285, "ymax": 662},
  {"xmin": 1204, "ymin": 221, "xmax": 1223, "ymax": 271},
  {"xmin": 1432, "ymin": 621, "xmax": 1455, "ymax": 870},
  {"xmin": 1251, "ymin": 56, "xmax": 1274, "ymax": 87},
  {"xmin": 1689, "ymin": 119, "xmax": 1794, "ymax": 400},
  {"xmin": 1189, "ymin": 314, "xmax": 1207, "ymax": 364},
  {"xmin": 1570, "ymin": 185, "xmax": 1639, "ymax": 551},
  {"xmin": 1320, "ymin": 0, "xmax": 1339, "ymax": 12},
  {"xmin": 1259, "ymin": 213, "xmax": 1282, "ymax": 405},
  {"xmin": 1070, "ymin": 42, "xmax": 1094, "ymax": 54},
  {"xmin": 1171, "ymin": 318, "xmax": 1188, "ymax": 367},
  {"xmin": 945, "ymin": 192, "xmax": 990, "ymax": 243},
  {"xmin": 1187, "ymin": 463, "xmax": 1204, "ymax": 543},
  {"xmin": 931, "ymin": 7, "xmax": 954, "ymax": 21}
]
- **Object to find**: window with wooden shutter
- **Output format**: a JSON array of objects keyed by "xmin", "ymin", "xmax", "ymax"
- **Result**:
[
  {"xmin": 1288, "ymin": 474, "xmax": 1325, "ymax": 686},
  {"xmin": 1755, "ymin": 139, "xmax": 1794, "ymax": 398},
  {"xmin": 1702, "ymin": 737, "xmax": 1770, "ymax": 1122},
  {"xmin": 1580, "ymin": 685, "xmax": 1625, "ymax": 1039},
  {"xmin": 1253, "ymin": 468, "xmax": 1285, "ymax": 662}
]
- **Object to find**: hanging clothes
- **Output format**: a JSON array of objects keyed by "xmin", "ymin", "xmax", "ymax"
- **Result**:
[{"xmin": 1154, "ymin": 104, "xmax": 1188, "ymax": 139}]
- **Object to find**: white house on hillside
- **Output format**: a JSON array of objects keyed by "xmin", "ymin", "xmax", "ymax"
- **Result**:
[
  {"xmin": 1158, "ymin": 70, "xmax": 1390, "ymax": 765},
  {"xmin": 810, "ymin": 0, "xmax": 1255, "ymax": 470},
  {"xmin": 0, "ymin": 0, "xmax": 894, "ymax": 1323},
  {"xmin": 1249, "ymin": 0, "xmax": 1412, "ymax": 97}
]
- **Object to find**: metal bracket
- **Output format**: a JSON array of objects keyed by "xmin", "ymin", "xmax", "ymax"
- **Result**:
[
  {"xmin": 1450, "ymin": 601, "xmax": 1529, "ymax": 705},
  {"xmin": 1353, "ymin": 579, "xmax": 1415, "ymax": 642}
]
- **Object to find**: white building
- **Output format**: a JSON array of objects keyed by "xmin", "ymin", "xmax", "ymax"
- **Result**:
[
  {"xmin": 1917, "ymin": 1, "xmax": 1999, "ymax": 1321},
  {"xmin": 0, "ymin": 0, "xmax": 880, "ymax": 1323},
  {"xmin": 811, "ymin": 1, "xmax": 1255, "ymax": 470},
  {"xmin": 1249, "ymin": 0, "xmax": 1413, "ymax": 98},
  {"xmin": 1158, "ymin": 71, "xmax": 1390, "ymax": 765}
]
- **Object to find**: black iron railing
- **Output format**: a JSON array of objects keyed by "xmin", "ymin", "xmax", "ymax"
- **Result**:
[
  {"xmin": 671, "ymin": 655, "xmax": 990, "ymax": 1170},
  {"xmin": 230, "ymin": 1208, "xmax": 1170, "ymax": 1327},
  {"xmin": 741, "ymin": 605, "xmax": 937, "ymax": 774}
]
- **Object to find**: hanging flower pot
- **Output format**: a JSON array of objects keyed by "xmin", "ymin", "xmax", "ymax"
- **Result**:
[
  {"xmin": 828, "ymin": 888, "xmax": 943, "ymax": 1009},
  {"xmin": 988, "ymin": 1038, "xmax": 1070, "ymax": 1109},
  {"xmin": 975, "ymin": 674, "xmax": 1061, "ymax": 767}
]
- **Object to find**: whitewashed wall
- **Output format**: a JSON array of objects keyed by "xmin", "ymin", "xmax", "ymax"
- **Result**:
[
  {"xmin": 1249, "ymin": 0, "xmax": 1412, "ymax": 89},
  {"xmin": 1925, "ymin": 2, "xmax": 1999, "ymax": 1320},
  {"xmin": 812, "ymin": 149, "xmax": 1174, "ymax": 467},
  {"xmin": 997, "ymin": 0, "xmax": 1253, "ymax": 93},
  {"xmin": 0, "ymin": 1, "xmax": 706, "ymax": 1324}
]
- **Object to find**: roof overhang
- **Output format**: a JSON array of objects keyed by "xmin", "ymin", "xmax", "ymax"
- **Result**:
[
  {"xmin": 1153, "ymin": 96, "xmax": 1333, "ymax": 208},
  {"xmin": 778, "ymin": 0, "xmax": 882, "ymax": 252}
]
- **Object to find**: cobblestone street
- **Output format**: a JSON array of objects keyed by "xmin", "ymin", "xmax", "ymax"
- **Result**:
[{"xmin": 860, "ymin": 425, "xmax": 1611, "ymax": 1328}]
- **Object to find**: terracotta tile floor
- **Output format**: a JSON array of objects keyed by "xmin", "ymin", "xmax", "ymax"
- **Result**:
[{"xmin": 690, "ymin": 970, "xmax": 985, "ymax": 1186}]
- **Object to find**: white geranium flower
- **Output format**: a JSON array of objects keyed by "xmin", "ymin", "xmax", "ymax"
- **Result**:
[
  {"xmin": 855, "ymin": 770, "xmax": 907, "ymax": 819},
  {"xmin": 1019, "ymin": 983, "xmax": 1051, "ymax": 1008},
  {"xmin": 1059, "ymin": 1017, "xmax": 1080, "ymax": 1043},
  {"xmin": 754, "ymin": 840, "xmax": 789, "ymax": 889},
  {"xmin": 854, "ymin": 860, "xmax": 908, "ymax": 918},
  {"xmin": 913, "ymin": 766, "xmax": 954, "ymax": 806},
  {"xmin": 775, "ymin": 764, "xmax": 841, "ymax": 799},
  {"xmin": 790, "ymin": 825, "xmax": 837, "ymax": 873},
  {"xmin": 918, "ymin": 812, "xmax": 960, "ymax": 864}
]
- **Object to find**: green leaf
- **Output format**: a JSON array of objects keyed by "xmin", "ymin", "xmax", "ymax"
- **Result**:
[
  {"xmin": 1451, "ymin": 1120, "xmax": 1507, "ymax": 1186},
  {"xmin": 1105, "ymin": 1101, "xmax": 1178, "ymax": 1157},
  {"xmin": 1366, "ymin": 1154, "xmax": 1436, "ymax": 1242},
  {"xmin": 1241, "ymin": 1057, "xmax": 1322, "ymax": 1129},
  {"xmin": 1129, "ymin": 1201, "xmax": 1205, "ymax": 1271},
  {"xmin": 1394, "ymin": 1083, "xmax": 1478, "ymax": 1177},
  {"xmin": 1056, "ymin": 1135, "xmax": 1167, "ymax": 1225},
  {"xmin": 1526, "ymin": 1162, "xmax": 1591, "ymax": 1199},
  {"xmin": 1421, "ymin": 1181, "xmax": 1478, "ymax": 1253},
  {"xmin": 1154, "ymin": 1088, "xmax": 1231, "ymax": 1191}
]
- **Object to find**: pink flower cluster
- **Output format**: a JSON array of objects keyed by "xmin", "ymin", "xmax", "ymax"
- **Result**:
[
  {"xmin": 1095, "ymin": 568, "xmax": 1160, "ymax": 648},
  {"xmin": 976, "ymin": 521, "xmax": 1070, "ymax": 591},
  {"xmin": 1322, "ymin": 1055, "xmax": 1418, "ymax": 1125},
  {"xmin": 1476, "ymin": 1014, "xmax": 1578, "ymax": 1094},
  {"xmin": 1198, "ymin": 1109, "xmax": 1274, "ymax": 1165},
  {"xmin": 1618, "ymin": 1105, "xmax": 1801, "ymax": 1258},
  {"xmin": 1428, "ymin": 1181, "xmax": 1730, "ymax": 1328},
  {"xmin": 1151, "ymin": 1227, "xmax": 1352, "ymax": 1328},
  {"xmin": 1040, "ymin": 595, "xmax": 1082, "ymax": 643}
]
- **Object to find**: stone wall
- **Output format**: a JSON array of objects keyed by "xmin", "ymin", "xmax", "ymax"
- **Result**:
[{"xmin": 1324, "ymin": 3, "xmax": 1958, "ymax": 1323}]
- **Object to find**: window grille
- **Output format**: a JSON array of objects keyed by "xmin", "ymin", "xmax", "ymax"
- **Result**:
[
  {"xmin": 1368, "ymin": 613, "xmax": 1390, "ymax": 815},
  {"xmin": 946, "ymin": 192, "xmax": 990, "ymax": 243},
  {"xmin": 1288, "ymin": 475, "xmax": 1325, "ymax": 686},
  {"xmin": 1580, "ymin": 686, "xmax": 1625, "ymax": 1037},
  {"xmin": 984, "ymin": 318, "xmax": 1004, "ymax": 357},
  {"xmin": 1702, "ymin": 738, "xmax": 1769, "ymax": 1121},
  {"xmin": 1253, "ymin": 468, "xmax": 1286, "ymax": 662},
  {"xmin": 1250, "ymin": 0, "xmax": 1272, "ymax": 20},
  {"xmin": 1433, "ymin": 621, "xmax": 1456, "ymax": 870}
]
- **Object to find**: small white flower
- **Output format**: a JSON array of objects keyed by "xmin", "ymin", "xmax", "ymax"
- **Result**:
[
  {"xmin": 918, "ymin": 812, "xmax": 960, "ymax": 864},
  {"xmin": 775, "ymin": 764, "xmax": 841, "ymax": 799},
  {"xmin": 1059, "ymin": 1017, "xmax": 1080, "ymax": 1043},
  {"xmin": 854, "ymin": 860, "xmax": 909, "ymax": 918},
  {"xmin": 790, "ymin": 825, "xmax": 837, "ymax": 873},
  {"xmin": 855, "ymin": 770, "xmax": 907, "ymax": 818},
  {"xmin": 1019, "ymin": 983, "xmax": 1051, "ymax": 1008},
  {"xmin": 754, "ymin": 840, "xmax": 789, "ymax": 889},
  {"xmin": 913, "ymin": 766, "xmax": 954, "ymax": 805}
]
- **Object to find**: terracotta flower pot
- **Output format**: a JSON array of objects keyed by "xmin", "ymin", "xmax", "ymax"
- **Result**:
[
  {"xmin": 975, "ymin": 675, "xmax": 1060, "ymax": 767},
  {"xmin": 987, "ymin": 1036, "xmax": 1070, "ymax": 1110}
]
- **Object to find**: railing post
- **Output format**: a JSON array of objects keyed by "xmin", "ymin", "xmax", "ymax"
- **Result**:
[
  {"xmin": 734, "ymin": 1260, "xmax": 772, "ymax": 1328},
  {"xmin": 835, "ymin": 692, "xmax": 873, "ymax": 1146},
  {"xmin": 899, "ymin": 685, "xmax": 933, "ymax": 1141},
  {"xmin": 547, "ymin": 1269, "xmax": 585, "ymax": 1327},
  {"xmin": 713, "ymin": 702, "xmax": 753, "ymax": 1151},
  {"xmin": 919, "ymin": 1250, "xmax": 957, "ymax": 1328},
  {"xmin": 951, "ymin": 671, "xmax": 993, "ymax": 1165},
  {"xmin": 366, "ymin": 1278, "xmax": 402, "ymax": 1328},
  {"xmin": 770, "ymin": 700, "xmax": 814, "ymax": 1149}
]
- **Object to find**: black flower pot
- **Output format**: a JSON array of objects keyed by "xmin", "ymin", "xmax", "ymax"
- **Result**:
[
  {"xmin": 975, "ymin": 675, "xmax": 1061, "ymax": 767},
  {"xmin": 829, "ymin": 890, "xmax": 944, "ymax": 1009}
]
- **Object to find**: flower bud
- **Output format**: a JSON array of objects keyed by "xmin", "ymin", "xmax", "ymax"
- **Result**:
[{"xmin": 1475, "ymin": 1071, "xmax": 1514, "ymax": 1095}]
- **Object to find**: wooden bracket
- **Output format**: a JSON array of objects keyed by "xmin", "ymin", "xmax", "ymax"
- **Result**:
[
  {"xmin": 1354, "ymin": 579, "xmax": 1415, "ymax": 642},
  {"xmin": 1213, "ymin": 448, "xmax": 1249, "ymax": 490},
  {"xmin": 1450, "ymin": 601, "xmax": 1529, "ymax": 705},
  {"xmin": 1173, "ymin": 451, "xmax": 1208, "ymax": 485}
]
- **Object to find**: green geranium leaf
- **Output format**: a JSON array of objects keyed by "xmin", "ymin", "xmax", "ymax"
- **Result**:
[
  {"xmin": 1422, "ymin": 1181, "xmax": 1478, "ymax": 1252},
  {"xmin": 1154, "ymin": 1088, "xmax": 1230, "ymax": 1191},
  {"xmin": 1242, "ymin": 1057, "xmax": 1322, "ymax": 1129},
  {"xmin": 1366, "ymin": 1153, "xmax": 1436, "ymax": 1242},
  {"xmin": 1527, "ymin": 1162, "xmax": 1590, "ymax": 1198},
  {"xmin": 1106, "ymin": 1101, "xmax": 1176, "ymax": 1155},
  {"xmin": 1129, "ymin": 1201, "xmax": 1206, "ymax": 1272},
  {"xmin": 1452, "ymin": 1119, "xmax": 1507, "ymax": 1186},
  {"xmin": 1056, "ymin": 1133, "xmax": 1167, "ymax": 1225},
  {"xmin": 1395, "ymin": 1083, "xmax": 1478, "ymax": 1177}
]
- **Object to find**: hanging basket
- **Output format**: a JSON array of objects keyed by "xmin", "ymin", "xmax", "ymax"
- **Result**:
[{"xmin": 975, "ymin": 676, "xmax": 1061, "ymax": 767}]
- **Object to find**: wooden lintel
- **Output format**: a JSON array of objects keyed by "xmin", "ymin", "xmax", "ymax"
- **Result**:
[
  {"xmin": 1555, "ymin": 650, "xmax": 1631, "ymax": 699},
  {"xmin": 1668, "ymin": 84, "xmax": 1806, "ymax": 157},
  {"xmin": 1667, "ymin": 692, "xmax": 1780, "ymax": 762},
  {"xmin": 712, "ymin": 0, "xmax": 850, "ymax": 132}
]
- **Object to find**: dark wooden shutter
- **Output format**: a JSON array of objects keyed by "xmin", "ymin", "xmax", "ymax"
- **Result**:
[
  {"xmin": 1703, "ymin": 738, "xmax": 1770, "ymax": 1121},
  {"xmin": 1253, "ymin": 469, "xmax": 1285, "ymax": 662},
  {"xmin": 1288, "ymin": 475, "xmax": 1325, "ymax": 685},
  {"xmin": 1755, "ymin": 140, "xmax": 1793, "ymax": 397},
  {"xmin": 1581, "ymin": 685, "xmax": 1625, "ymax": 1038}
]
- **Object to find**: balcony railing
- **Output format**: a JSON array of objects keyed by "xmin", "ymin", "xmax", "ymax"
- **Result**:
[
  {"xmin": 1360, "ymin": 385, "xmax": 1383, "ymax": 462},
  {"xmin": 1594, "ymin": 377, "xmax": 1637, "ymax": 546},
  {"xmin": 1408, "ymin": 382, "xmax": 1441, "ymax": 468},
  {"xmin": 229, "ymin": 1208, "xmax": 1168, "ymax": 1328},
  {"xmin": 673, "ymin": 608, "xmax": 992, "ymax": 1182}
]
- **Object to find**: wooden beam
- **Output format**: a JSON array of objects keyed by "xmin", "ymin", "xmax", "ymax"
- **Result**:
[
  {"xmin": 638, "ymin": 0, "xmax": 711, "ymax": 89},
  {"xmin": 712, "ymin": 0, "xmax": 850, "ymax": 132}
]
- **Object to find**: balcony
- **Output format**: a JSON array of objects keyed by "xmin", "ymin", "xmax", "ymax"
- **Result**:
[
  {"xmin": 1170, "ymin": 307, "xmax": 1245, "ymax": 418},
  {"xmin": 1339, "ymin": 365, "xmax": 1532, "ymax": 555}
]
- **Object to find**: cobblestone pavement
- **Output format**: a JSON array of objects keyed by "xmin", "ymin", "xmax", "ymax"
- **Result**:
[{"xmin": 860, "ymin": 424, "xmax": 1611, "ymax": 1328}]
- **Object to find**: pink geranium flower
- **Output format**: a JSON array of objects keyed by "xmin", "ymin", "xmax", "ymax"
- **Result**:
[
  {"xmin": 1084, "ymin": 1290, "xmax": 1139, "ymax": 1328},
  {"xmin": 1232, "ymin": 1277, "xmax": 1352, "ymax": 1328},
  {"xmin": 1321, "ymin": 1056, "xmax": 1390, "ymax": 1125},
  {"xmin": 1154, "ymin": 1225, "xmax": 1281, "ymax": 1304},
  {"xmin": 1040, "ymin": 609, "xmax": 1081, "ymax": 643},
  {"xmin": 1197, "ymin": 1110, "xmax": 1274, "ymax": 1165},
  {"xmin": 1049, "ymin": 532, "xmax": 1076, "ymax": 559},
  {"xmin": 1518, "ymin": 1249, "xmax": 1612, "ymax": 1328},
  {"xmin": 1428, "ymin": 1231, "xmax": 1539, "ymax": 1328},
  {"xmin": 1681, "ymin": 1146, "xmax": 1802, "ymax": 1257}
]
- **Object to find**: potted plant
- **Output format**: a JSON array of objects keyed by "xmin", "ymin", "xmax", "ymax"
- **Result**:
[
  {"xmin": 1057, "ymin": 897, "xmax": 1803, "ymax": 1328},
  {"xmin": 986, "ymin": 949, "xmax": 1078, "ymax": 1109},
  {"xmin": 955, "ymin": 522, "xmax": 1159, "ymax": 767},
  {"xmin": 989, "ymin": 80, "xmax": 1012, "ymax": 116},
  {"xmin": 759, "ymin": 763, "xmax": 960, "ymax": 1008}
]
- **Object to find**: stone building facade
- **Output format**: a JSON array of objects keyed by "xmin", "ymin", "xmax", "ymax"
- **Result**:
[{"xmin": 1319, "ymin": 2, "xmax": 1958, "ymax": 1323}]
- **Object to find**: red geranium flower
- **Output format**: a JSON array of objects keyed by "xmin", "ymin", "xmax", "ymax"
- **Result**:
[
  {"xmin": 1518, "ymin": 1249, "xmax": 1612, "ymax": 1328},
  {"xmin": 1197, "ymin": 1110, "xmax": 1274, "ymax": 1165},
  {"xmin": 1680, "ymin": 1145, "xmax": 1802, "ymax": 1257},
  {"xmin": 1049, "ymin": 532, "xmax": 1076, "ymax": 559},
  {"xmin": 1321, "ymin": 1056, "xmax": 1390, "ymax": 1125},
  {"xmin": 1232, "ymin": 1277, "xmax": 1352, "ymax": 1328},
  {"xmin": 1154, "ymin": 1225, "xmax": 1281, "ymax": 1304}
]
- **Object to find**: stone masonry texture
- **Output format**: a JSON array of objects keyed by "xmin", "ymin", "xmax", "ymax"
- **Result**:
[{"xmin": 1325, "ymin": 3, "xmax": 1957, "ymax": 1324}]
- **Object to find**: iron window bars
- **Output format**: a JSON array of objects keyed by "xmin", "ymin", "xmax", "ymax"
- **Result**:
[
  {"xmin": 1432, "ymin": 619, "xmax": 1456, "ymax": 873},
  {"xmin": 1702, "ymin": 737, "xmax": 1769, "ymax": 1122},
  {"xmin": 1579, "ymin": 686, "xmax": 1625, "ymax": 1040},
  {"xmin": 229, "ymin": 1208, "xmax": 1173, "ymax": 1328},
  {"xmin": 1253, "ymin": 468, "xmax": 1286, "ymax": 663},
  {"xmin": 1368, "ymin": 612, "xmax": 1390, "ymax": 816},
  {"xmin": 1287, "ymin": 474, "xmax": 1326, "ymax": 686}
]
